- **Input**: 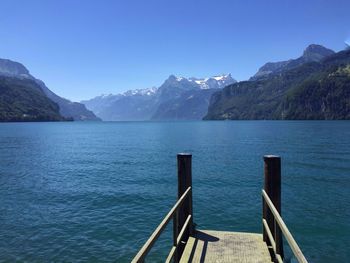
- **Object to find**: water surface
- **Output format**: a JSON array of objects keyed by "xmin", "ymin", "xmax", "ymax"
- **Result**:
[{"xmin": 0, "ymin": 121, "xmax": 349, "ymax": 262}]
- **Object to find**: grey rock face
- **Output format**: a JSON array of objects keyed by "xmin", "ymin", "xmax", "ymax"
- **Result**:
[
  {"xmin": 0, "ymin": 59, "xmax": 29, "ymax": 77},
  {"xmin": 251, "ymin": 44, "xmax": 335, "ymax": 80},
  {"xmin": 302, "ymin": 44, "xmax": 335, "ymax": 62}
]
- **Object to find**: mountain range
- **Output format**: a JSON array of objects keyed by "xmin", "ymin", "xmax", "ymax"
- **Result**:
[
  {"xmin": 204, "ymin": 44, "xmax": 350, "ymax": 120},
  {"xmin": 1, "ymin": 43, "xmax": 349, "ymax": 122},
  {"xmin": 81, "ymin": 74, "xmax": 236, "ymax": 121},
  {"xmin": 0, "ymin": 59, "xmax": 100, "ymax": 121}
]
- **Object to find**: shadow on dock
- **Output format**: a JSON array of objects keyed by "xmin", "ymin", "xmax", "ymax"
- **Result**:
[{"xmin": 185, "ymin": 230, "xmax": 219, "ymax": 263}]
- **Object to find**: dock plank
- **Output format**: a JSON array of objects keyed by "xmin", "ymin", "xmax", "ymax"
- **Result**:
[{"xmin": 180, "ymin": 230, "xmax": 272, "ymax": 263}]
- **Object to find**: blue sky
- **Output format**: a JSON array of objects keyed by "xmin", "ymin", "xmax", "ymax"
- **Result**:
[{"xmin": 1, "ymin": 0, "xmax": 350, "ymax": 101}]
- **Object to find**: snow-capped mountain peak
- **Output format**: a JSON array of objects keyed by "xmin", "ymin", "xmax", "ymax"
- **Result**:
[
  {"xmin": 82, "ymin": 73, "xmax": 237, "ymax": 121},
  {"xmin": 163, "ymin": 73, "xmax": 236, "ymax": 90},
  {"xmin": 122, "ymin": 87, "xmax": 158, "ymax": 96},
  {"xmin": 187, "ymin": 73, "xmax": 236, "ymax": 89},
  {"xmin": 212, "ymin": 73, "xmax": 232, "ymax": 81}
]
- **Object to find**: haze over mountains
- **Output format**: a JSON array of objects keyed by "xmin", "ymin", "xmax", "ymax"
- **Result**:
[{"xmin": 81, "ymin": 74, "xmax": 236, "ymax": 121}]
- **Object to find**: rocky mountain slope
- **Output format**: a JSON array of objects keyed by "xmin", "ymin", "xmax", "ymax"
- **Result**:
[
  {"xmin": 251, "ymin": 44, "xmax": 335, "ymax": 80},
  {"xmin": 0, "ymin": 59, "xmax": 100, "ymax": 121},
  {"xmin": 204, "ymin": 45, "xmax": 350, "ymax": 120},
  {"xmin": 0, "ymin": 75, "xmax": 67, "ymax": 121}
]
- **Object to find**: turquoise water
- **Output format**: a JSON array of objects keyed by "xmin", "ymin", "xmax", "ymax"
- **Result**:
[{"xmin": 0, "ymin": 121, "xmax": 349, "ymax": 262}]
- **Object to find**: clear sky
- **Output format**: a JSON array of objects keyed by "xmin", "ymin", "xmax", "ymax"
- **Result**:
[{"xmin": 1, "ymin": 0, "xmax": 350, "ymax": 101}]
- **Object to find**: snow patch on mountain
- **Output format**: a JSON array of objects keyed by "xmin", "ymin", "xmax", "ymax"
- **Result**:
[
  {"xmin": 123, "ymin": 87, "xmax": 158, "ymax": 96},
  {"xmin": 187, "ymin": 73, "xmax": 236, "ymax": 89}
]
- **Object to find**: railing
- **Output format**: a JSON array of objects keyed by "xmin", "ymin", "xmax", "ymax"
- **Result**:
[
  {"xmin": 132, "ymin": 153, "xmax": 193, "ymax": 263},
  {"xmin": 262, "ymin": 190, "xmax": 307, "ymax": 263},
  {"xmin": 262, "ymin": 155, "xmax": 308, "ymax": 263},
  {"xmin": 133, "ymin": 154, "xmax": 308, "ymax": 263}
]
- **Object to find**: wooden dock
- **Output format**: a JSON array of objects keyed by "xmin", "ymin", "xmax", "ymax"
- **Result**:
[
  {"xmin": 132, "ymin": 154, "xmax": 308, "ymax": 263},
  {"xmin": 180, "ymin": 230, "xmax": 272, "ymax": 263}
]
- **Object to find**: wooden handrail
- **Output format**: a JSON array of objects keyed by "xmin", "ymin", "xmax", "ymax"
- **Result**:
[
  {"xmin": 176, "ymin": 215, "xmax": 192, "ymax": 245},
  {"xmin": 165, "ymin": 246, "xmax": 177, "ymax": 263},
  {"xmin": 262, "ymin": 219, "xmax": 276, "ymax": 252},
  {"xmin": 262, "ymin": 190, "xmax": 308, "ymax": 263},
  {"xmin": 166, "ymin": 215, "xmax": 192, "ymax": 262},
  {"xmin": 132, "ymin": 187, "xmax": 192, "ymax": 263},
  {"xmin": 262, "ymin": 219, "xmax": 283, "ymax": 263}
]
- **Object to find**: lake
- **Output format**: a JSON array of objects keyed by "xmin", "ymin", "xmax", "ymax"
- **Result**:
[{"xmin": 0, "ymin": 121, "xmax": 349, "ymax": 262}]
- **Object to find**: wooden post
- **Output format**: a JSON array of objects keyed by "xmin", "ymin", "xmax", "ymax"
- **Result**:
[
  {"xmin": 263, "ymin": 155, "xmax": 284, "ymax": 260},
  {"xmin": 175, "ymin": 153, "xmax": 193, "ymax": 261}
]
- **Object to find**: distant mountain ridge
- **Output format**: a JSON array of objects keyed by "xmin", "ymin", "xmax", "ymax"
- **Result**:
[
  {"xmin": 204, "ymin": 44, "xmax": 350, "ymax": 120},
  {"xmin": 82, "ymin": 74, "xmax": 236, "ymax": 121},
  {"xmin": 251, "ymin": 44, "xmax": 335, "ymax": 80},
  {"xmin": 0, "ymin": 59, "xmax": 100, "ymax": 121}
]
